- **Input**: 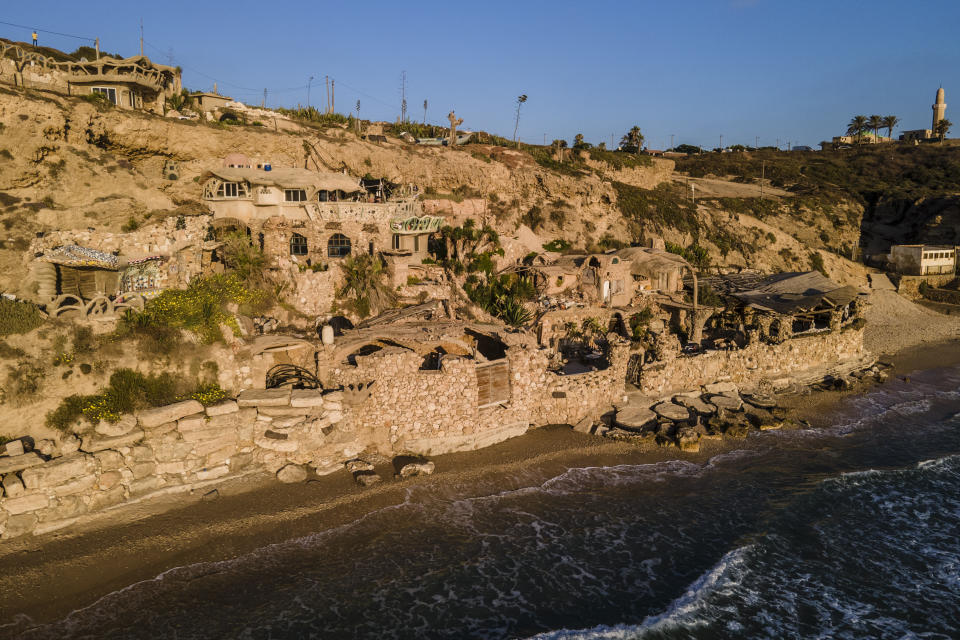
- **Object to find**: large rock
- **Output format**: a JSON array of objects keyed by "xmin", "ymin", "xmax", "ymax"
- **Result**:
[
  {"xmin": 676, "ymin": 427, "xmax": 701, "ymax": 452},
  {"xmin": 2, "ymin": 474, "xmax": 25, "ymax": 498},
  {"xmin": 345, "ymin": 459, "xmax": 374, "ymax": 473},
  {"xmin": 3, "ymin": 493, "xmax": 50, "ymax": 515},
  {"xmin": 674, "ymin": 395, "xmax": 716, "ymax": 416},
  {"xmin": 704, "ymin": 381, "xmax": 738, "ymax": 395},
  {"xmin": 277, "ymin": 464, "xmax": 308, "ymax": 483},
  {"xmin": 615, "ymin": 406, "xmax": 656, "ymax": 431},
  {"xmin": 237, "ymin": 389, "xmax": 291, "ymax": 408},
  {"xmin": 205, "ymin": 400, "xmax": 239, "ymax": 416},
  {"xmin": 652, "ymin": 402, "xmax": 691, "ymax": 422},
  {"xmin": 95, "ymin": 414, "xmax": 137, "ymax": 437},
  {"xmin": 2, "ymin": 439, "xmax": 25, "ymax": 456},
  {"xmin": 20, "ymin": 453, "xmax": 97, "ymax": 490},
  {"xmin": 290, "ymin": 390, "xmax": 325, "ymax": 408},
  {"xmin": 59, "ymin": 435, "xmax": 81, "ymax": 455},
  {"xmin": 80, "ymin": 429, "xmax": 145, "ymax": 453},
  {"xmin": 2, "ymin": 513, "xmax": 37, "ymax": 539},
  {"xmin": 743, "ymin": 393, "xmax": 777, "ymax": 409},
  {"xmin": 400, "ymin": 461, "xmax": 435, "ymax": 478},
  {"xmin": 354, "ymin": 472, "xmax": 382, "ymax": 487},
  {"xmin": 177, "ymin": 413, "xmax": 209, "ymax": 433},
  {"xmin": 138, "ymin": 400, "xmax": 204, "ymax": 428},
  {"xmin": 0, "ymin": 453, "xmax": 44, "ymax": 475},
  {"xmin": 708, "ymin": 394, "xmax": 743, "ymax": 412}
]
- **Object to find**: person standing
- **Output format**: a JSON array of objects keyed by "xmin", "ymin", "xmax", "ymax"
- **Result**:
[{"xmin": 32, "ymin": 30, "xmax": 38, "ymax": 46}]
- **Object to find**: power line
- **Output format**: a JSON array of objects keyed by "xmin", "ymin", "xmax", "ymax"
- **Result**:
[{"xmin": 0, "ymin": 18, "xmax": 94, "ymax": 41}]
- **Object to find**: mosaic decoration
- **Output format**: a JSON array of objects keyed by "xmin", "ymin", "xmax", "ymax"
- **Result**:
[
  {"xmin": 389, "ymin": 215, "xmax": 444, "ymax": 234},
  {"xmin": 43, "ymin": 245, "xmax": 118, "ymax": 269},
  {"xmin": 120, "ymin": 258, "xmax": 166, "ymax": 295}
]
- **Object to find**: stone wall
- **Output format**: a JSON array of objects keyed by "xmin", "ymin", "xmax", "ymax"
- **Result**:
[
  {"xmin": 0, "ymin": 58, "xmax": 70, "ymax": 94},
  {"xmin": 639, "ymin": 326, "xmax": 867, "ymax": 396},
  {"xmin": 0, "ymin": 388, "xmax": 353, "ymax": 540},
  {"xmin": 893, "ymin": 274, "xmax": 956, "ymax": 298}
]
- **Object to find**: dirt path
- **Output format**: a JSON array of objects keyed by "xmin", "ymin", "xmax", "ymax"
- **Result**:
[{"xmin": 673, "ymin": 175, "xmax": 792, "ymax": 198}]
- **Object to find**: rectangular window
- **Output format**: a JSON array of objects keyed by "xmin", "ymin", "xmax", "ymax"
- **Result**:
[
  {"xmin": 92, "ymin": 87, "xmax": 117, "ymax": 105},
  {"xmin": 285, "ymin": 189, "xmax": 307, "ymax": 202},
  {"xmin": 392, "ymin": 234, "xmax": 402, "ymax": 250},
  {"xmin": 217, "ymin": 182, "xmax": 239, "ymax": 198},
  {"xmin": 414, "ymin": 236, "xmax": 420, "ymax": 252}
]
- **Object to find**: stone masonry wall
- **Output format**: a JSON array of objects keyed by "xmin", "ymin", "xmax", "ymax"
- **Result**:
[
  {"xmin": 0, "ymin": 388, "xmax": 353, "ymax": 540},
  {"xmin": 639, "ymin": 327, "xmax": 867, "ymax": 395}
]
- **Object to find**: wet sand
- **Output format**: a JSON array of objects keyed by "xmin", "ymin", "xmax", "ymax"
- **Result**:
[{"xmin": 2, "ymin": 337, "xmax": 958, "ymax": 627}]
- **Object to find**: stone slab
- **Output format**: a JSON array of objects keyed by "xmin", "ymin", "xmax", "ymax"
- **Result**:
[
  {"xmin": 0, "ymin": 453, "xmax": 44, "ymax": 475},
  {"xmin": 177, "ymin": 413, "xmax": 209, "ymax": 433},
  {"xmin": 205, "ymin": 400, "xmax": 239, "ymax": 416},
  {"xmin": 2, "ymin": 440, "xmax": 25, "ymax": 456},
  {"xmin": 95, "ymin": 414, "xmax": 137, "ymax": 437},
  {"xmin": 257, "ymin": 406, "xmax": 315, "ymax": 418},
  {"xmin": 290, "ymin": 390, "xmax": 325, "ymax": 408},
  {"xmin": 237, "ymin": 389, "xmax": 291, "ymax": 408},
  {"xmin": 743, "ymin": 393, "xmax": 777, "ymax": 409},
  {"xmin": 674, "ymin": 396, "xmax": 716, "ymax": 415},
  {"xmin": 709, "ymin": 394, "xmax": 743, "ymax": 412},
  {"xmin": 704, "ymin": 381, "xmax": 738, "ymax": 395},
  {"xmin": 652, "ymin": 402, "xmax": 691, "ymax": 422},
  {"xmin": 20, "ymin": 453, "xmax": 97, "ymax": 490},
  {"xmin": 3, "ymin": 493, "xmax": 50, "ymax": 515},
  {"xmin": 80, "ymin": 430, "xmax": 145, "ymax": 453},
  {"xmin": 614, "ymin": 406, "xmax": 656, "ymax": 431},
  {"xmin": 138, "ymin": 400, "xmax": 204, "ymax": 429}
]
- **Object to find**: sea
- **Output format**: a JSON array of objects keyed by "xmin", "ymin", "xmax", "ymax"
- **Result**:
[{"xmin": 4, "ymin": 363, "xmax": 960, "ymax": 639}]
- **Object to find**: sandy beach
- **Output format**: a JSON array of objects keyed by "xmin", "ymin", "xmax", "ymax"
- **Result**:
[{"xmin": 2, "ymin": 329, "xmax": 958, "ymax": 628}]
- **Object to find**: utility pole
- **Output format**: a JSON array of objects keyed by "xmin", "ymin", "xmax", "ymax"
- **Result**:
[
  {"xmin": 423, "ymin": 99, "xmax": 428, "ymax": 124},
  {"xmin": 670, "ymin": 134, "xmax": 675, "ymax": 150},
  {"xmin": 330, "ymin": 79, "xmax": 334, "ymax": 114},
  {"xmin": 755, "ymin": 135, "xmax": 759, "ymax": 149},
  {"xmin": 139, "ymin": 18, "xmax": 144, "ymax": 56},
  {"xmin": 776, "ymin": 137, "xmax": 780, "ymax": 150},
  {"xmin": 94, "ymin": 37, "xmax": 100, "ymax": 60},
  {"xmin": 262, "ymin": 88, "xmax": 267, "ymax": 108},
  {"xmin": 760, "ymin": 160, "xmax": 765, "ymax": 201},
  {"xmin": 307, "ymin": 76, "xmax": 314, "ymax": 109},
  {"xmin": 719, "ymin": 134, "xmax": 723, "ymax": 151},
  {"xmin": 400, "ymin": 71, "xmax": 407, "ymax": 123},
  {"xmin": 325, "ymin": 76, "xmax": 330, "ymax": 114}
]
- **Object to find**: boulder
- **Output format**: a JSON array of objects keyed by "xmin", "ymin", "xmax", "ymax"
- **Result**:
[
  {"xmin": 95, "ymin": 414, "xmax": 137, "ymax": 437},
  {"xmin": 345, "ymin": 459, "xmax": 375, "ymax": 473},
  {"xmin": 652, "ymin": 402, "xmax": 691, "ymax": 422},
  {"xmin": 614, "ymin": 406, "xmax": 656, "ymax": 431},
  {"xmin": 2, "ymin": 474, "xmax": 25, "ymax": 498},
  {"xmin": 205, "ymin": 400, "xmax": 239, "ymax": 416},
  {"xmin": 2, "ymin": 440, "xmax": 25, "ymax": 457},
  {"xmin": 354, "ymin": 472, "xmax": 382, "ymax": 487},
  {"xmin": 138, "ymin": 400, "xmax": 204, "ymax": 429},
  {"xmin": 676, "ymin": 427, "xmax": 701, "ymax": 453},
  {"xmin": 572, "ymin": 416, "xmax": 595, "ymax": 434},
  {"xmin": 290, "ymin": 390, "xmax": 325, "ymax": 408},
  {"xmin": 277, "ymin": 464, "xmax": 308, "ymax": 483},
  {"xmin": 2, "ymin": 513, "xmax": 38, "ymax": 539},
  {"xmin": 3, "ymin": 493, "xmax": 50, "ymax": 515},
  {"xmin": 704, "ymin": 381, "xmax": 738, "ymax": 395},
  {"xmin": 674, "ymin": 396, "xmax": 716, "ymax": 416},
  {"xmin": 743, "ymin": 393, "xmax": 777, "ymax": 409},
  {"xmin": 81, "ymin": 430, "xmax": 145, "ymax": 453},
  {"xmin": 237, "ymin": 389, "xmax": 291, "ymax": 408},
  {"xmin": 59, "ymin": 435, "xmax": 81, "ymax": 455},
  {"xmin": 400, "ymin": 461, "xmax": 435, "ymax": 478},
  {"xmin": 20, "ymin": 453, "xmax": 97, "ymax": 490},
  {"xmin": 0, "ymin": 453, "xmax": 42, "ymax": 475},
  {"xmin": 708, "ymin": 394, "xmax": 743, "ymax": 412},
  {"xmin": 36, "ymin": 440, "xmax": 57, "ymax": 456}
]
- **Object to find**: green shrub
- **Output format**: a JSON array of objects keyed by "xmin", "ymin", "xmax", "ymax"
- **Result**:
[
  {"xmin": 121, "ymin": 217, "xmax": 140, "ymax": 232},
  {"xmin": 118, "ymin": 274, "xmax": 263, "ymax": 344},
  {"xmin": 45, "ymin": 369, "xmax": 229, "ymax": 431},
  {"xmin": 4, "ymin": 360, "xmax": 45, "ymax": 399},
  {"xmin": 0, "ymin": 298, "xmax": 44, "ymax": 336},
  {"xmin": 612, "ymin": 182, "xmax": 700, "ymax": 237},
  {"xmin": 810, "ymin": 251, "xmax": 828, "ymax": 276},
  {"xmin": 543, "ymin": 239, "xmax": 571, "ymax": 252},
  {"xmin": 464, "ymin": 274, "xmax": 536, "ymax": 327}
]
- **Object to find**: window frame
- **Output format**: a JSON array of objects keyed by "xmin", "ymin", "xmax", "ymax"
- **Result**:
[
  {"xmin": 91, "ymin": 87, "xmax": 118, "ymax": 105},
  {"xmin": 327, "ymin": 233, "xmax": 352, "ymax": 258},
  {"xmin": 285, "ymin": 188, "xmax": 308, "ymax": 202},
  {"xmin": 290, "ymin": 232, "xmax": 308, "ymax": 256}
]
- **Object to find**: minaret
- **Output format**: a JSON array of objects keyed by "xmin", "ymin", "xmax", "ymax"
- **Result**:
[{"xmin": 933, "ymin": 86, "xmax": 947, "ymax": 132}]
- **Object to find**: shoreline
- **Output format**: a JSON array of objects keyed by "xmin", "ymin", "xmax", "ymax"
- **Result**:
[{"xmin": 2, "ymin": 337, "xmax": 959, "ymax": 628}]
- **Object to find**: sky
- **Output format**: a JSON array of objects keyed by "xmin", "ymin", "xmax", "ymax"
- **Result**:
[{"xmin": 4, "ymin": 0, "xmax": 959, "ymax": 149}]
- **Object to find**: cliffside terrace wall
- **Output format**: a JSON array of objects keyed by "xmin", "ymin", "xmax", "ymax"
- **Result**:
[{"xmin": 639, "ymin": 326, "xmax": 868, "ymax": 395}]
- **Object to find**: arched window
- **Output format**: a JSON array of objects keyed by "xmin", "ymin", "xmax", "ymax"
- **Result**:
[
  {"xmin": 290, "ymin": 233, "xmax": 308, "ymax": 256},
  {"xmin": 328, "ymin": 233, "xmax": 351, "ymax": 258}
]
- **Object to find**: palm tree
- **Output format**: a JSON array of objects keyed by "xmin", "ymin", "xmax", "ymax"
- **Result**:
[
  {"xmin": 867, "ymin": 115, "xmax": 883, "ymax": 142},
  {"xmin": 620, "ymin": 126, "xmax": 644, "ymax": 154},
  {"xmin": 935, "ymin": 118, "xmax": 952, "ymax": 143},
  {"xmin": 882, "ymin": 115, "xmax": 899, "ymax": 140},
  {"xmin": 847, "ymin": 115, "xmax": 868, "ymax": 145},
  {"xmin": 338, "ymin": 254, "xmax": 396, "ymax": 318},
  {"xmin": 513, "ymin": 94, "xmax": 528, "ymax": 148}
]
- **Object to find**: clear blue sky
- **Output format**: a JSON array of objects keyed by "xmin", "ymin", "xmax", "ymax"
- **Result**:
[{"xmin": 4, "ymin": 0, "xmax": 959, "ymax": 148}]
